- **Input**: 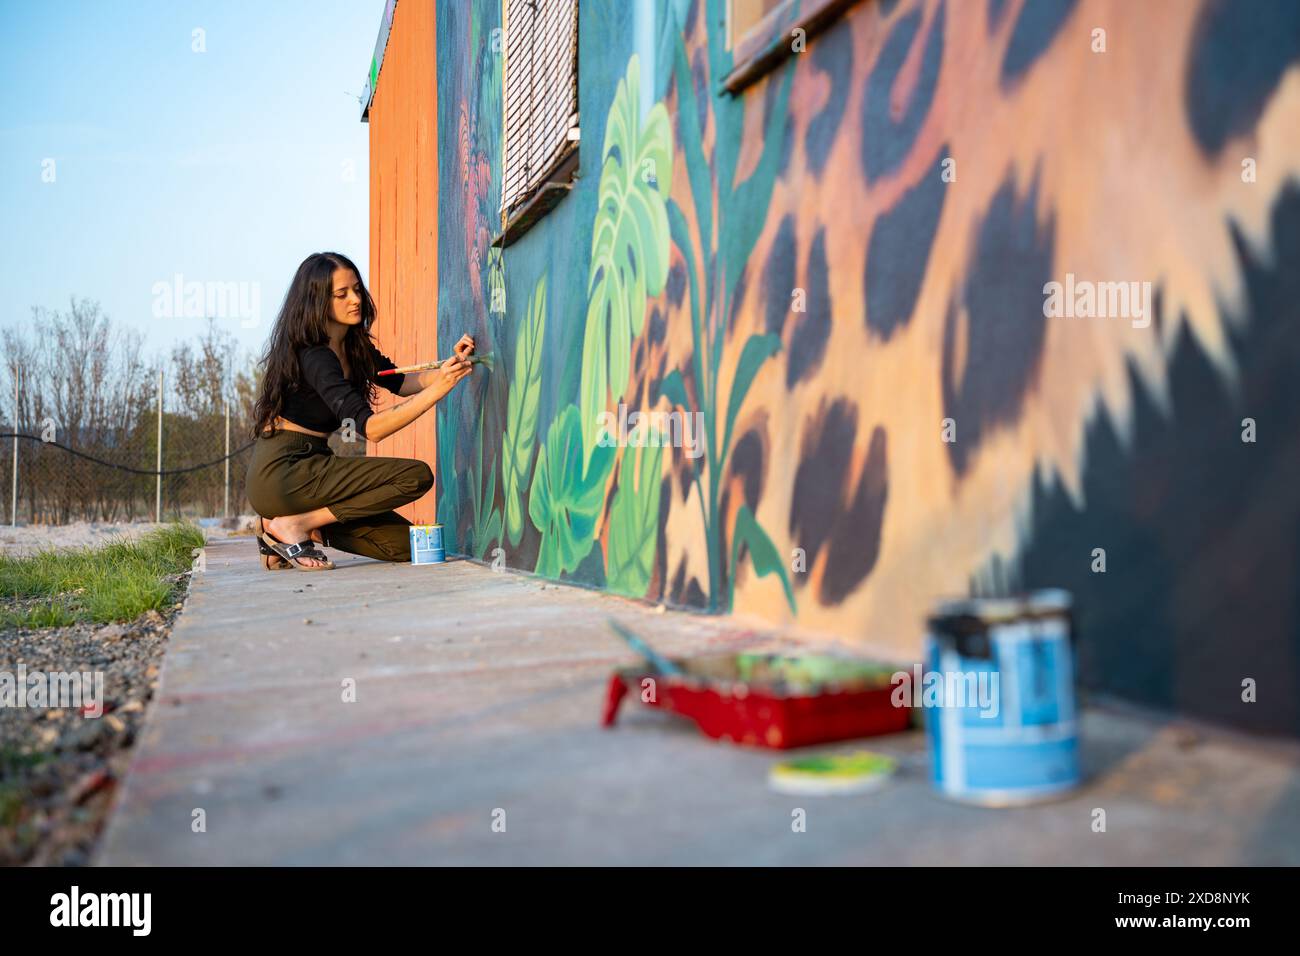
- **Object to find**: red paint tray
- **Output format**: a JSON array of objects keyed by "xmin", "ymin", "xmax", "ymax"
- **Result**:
[{"xmin": 601, "ymin": 652, "xmax": 912, "ymax": 749}]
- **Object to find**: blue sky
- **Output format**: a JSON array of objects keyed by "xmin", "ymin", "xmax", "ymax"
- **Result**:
[{"xmin": 0, "ymin": 0, "xmax": 383, "ymax": 361}]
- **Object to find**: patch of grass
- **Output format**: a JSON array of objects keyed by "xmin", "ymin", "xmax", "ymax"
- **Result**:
[
  {"xmin": 2, "ymin": 599, "xmax": 79, "ymax": 629},
  {"xmin": 0, "ymin": 523, "xmax": 205, "ymax": 627},
  {"xmin": 0, "ymin": 747, "xmax": 49, "ymax": 774}
]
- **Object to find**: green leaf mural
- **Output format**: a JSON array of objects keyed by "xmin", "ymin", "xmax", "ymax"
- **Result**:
[
  {"xmin": 656, "ymin": 368, "xmax": 691, "ymax": 417},
  {"xmin": 728, "ymin": 504, "xmax": 796, "ymax": 613},
  {"xmin": 605, "ymin": 443, "xmax": 664, "ymax": 598},
  {"xmin": 436, "ymin": 404, "xmax": 462, "ymax": 555},
  {"xmin": 579, "ymin": 53, "xmax": 675, "ymax": 464},
  {"xmin": 450, "ymin": 35, "xmax": 789, "ymax": 610},
  {"xmin": 501, "ymin": 275, "xmax": 546, "ymax": 546},
  {"xmin": 486, "ymin": 246, "xmax": 506, "ymax": 317},
  {"xmin": 467, "ymin": 411, "xmax": 503, "ymax": 560},
  {"xmin": 529, "ymin": 405, "xmax": 616, "ymax": 579},
  {"xmin": 722, "ymin": 333, "xmax": 782, "ymax": 462},
  {"xmin": 650, "ymin": 2, "xmax": 797, "ymax": 614}
]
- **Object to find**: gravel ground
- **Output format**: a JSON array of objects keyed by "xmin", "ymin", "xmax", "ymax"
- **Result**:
[
  {"xmin": 1, "ymin": 515, "xmax": 284, "ymax": 865},
  {"xmin": 0, "ymin": 596, "xmax": 189, "ymax": 866},
  {"xmin": 0, "ymin": 519, "xmax": 222, "ymax": 866}
]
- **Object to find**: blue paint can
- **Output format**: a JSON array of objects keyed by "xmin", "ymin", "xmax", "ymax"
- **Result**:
[
  {"xmin": 923, "ymin": 591, "xmax": 1079, "ymax": 806},
  {"xmin": 409, "ymin": 524, "xmax": 445, "ymax": 564}
]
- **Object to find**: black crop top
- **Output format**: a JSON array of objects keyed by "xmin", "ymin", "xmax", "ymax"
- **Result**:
[{"xmin": 278, "ymin": 342, "xmax": 406, "ymax": 437}]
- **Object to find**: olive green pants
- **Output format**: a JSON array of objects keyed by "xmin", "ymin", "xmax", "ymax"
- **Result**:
[{"xmin": 245, "ymin": 429, "xmax": 434, "ymax": 562}]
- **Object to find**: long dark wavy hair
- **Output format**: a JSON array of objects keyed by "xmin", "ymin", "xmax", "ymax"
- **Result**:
[{"xmin": 251, "ymin": 252, "xmax": 380, "ymax": 437}]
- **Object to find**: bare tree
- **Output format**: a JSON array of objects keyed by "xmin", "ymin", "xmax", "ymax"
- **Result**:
[{"xmin": 0, "ymin": 302, "xmax": 259, "ymax": 524}]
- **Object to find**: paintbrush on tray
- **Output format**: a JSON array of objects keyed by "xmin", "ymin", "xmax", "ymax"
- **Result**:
[{"xmin": 607, "ymin": 619, "xmax": 683, "ymax": 676}]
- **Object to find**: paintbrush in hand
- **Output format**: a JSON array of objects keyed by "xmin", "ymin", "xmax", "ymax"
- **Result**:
[{"xmin": 377, "ymin": 352, "xmax": 495, "ymax": 376}]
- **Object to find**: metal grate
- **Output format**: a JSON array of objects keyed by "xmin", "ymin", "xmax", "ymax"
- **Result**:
[{"xmin": 501, "ymin": 0, "xmax": 579, "ymax": 220}]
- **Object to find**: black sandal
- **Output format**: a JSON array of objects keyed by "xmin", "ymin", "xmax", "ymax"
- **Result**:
[
  {"xmin": 257, "ymin": 537, "xmax": 292, "ymax": 570},
  {"xmin": 259, "ymin": 531, "xmax": 336, "ymax": 571},
  {"xmin": 254, "ymin": 517, "xmax": 290, "ymax": 571}
]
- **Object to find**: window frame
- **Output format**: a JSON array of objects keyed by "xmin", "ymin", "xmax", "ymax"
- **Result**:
[
  {"xmin": 496, "ymin": 0, "xmax": 581, "ymax": 248},
  {"xmin": 721, "ymin": 0, "xmax": 862, "ymax": 95}
]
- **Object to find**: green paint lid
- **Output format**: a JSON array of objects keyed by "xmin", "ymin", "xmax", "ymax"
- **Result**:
[{"xmin": 767, "ymin": 751, "xmax": 898, "ymax": 796}]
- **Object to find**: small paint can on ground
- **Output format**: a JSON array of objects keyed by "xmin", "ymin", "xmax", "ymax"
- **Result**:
[
  {"xmin": 409, "ymin": 524, "xmax": 445, "ymax": 564},
  {"xmin": 924, "ymin": 590, "xmax": 1079, "ymax": 806}
]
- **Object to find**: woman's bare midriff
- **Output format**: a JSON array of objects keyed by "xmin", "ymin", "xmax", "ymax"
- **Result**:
[{"xmin": 270, "ymin": 417, "xmax": 330, "ymax": 439}]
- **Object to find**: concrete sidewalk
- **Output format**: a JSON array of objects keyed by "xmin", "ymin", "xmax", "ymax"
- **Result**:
[{"xmin": 98, "ymin": 535, "xmax": 1300, "ymax": 865}]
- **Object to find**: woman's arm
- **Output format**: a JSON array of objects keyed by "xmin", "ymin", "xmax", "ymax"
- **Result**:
[
  {"xmin": 365, "ymin": 354, "xmax": 472, "ymax": 442},
  {"xmin": 398, "ymin": 334, "xmax": 476, "ymax": 397}
]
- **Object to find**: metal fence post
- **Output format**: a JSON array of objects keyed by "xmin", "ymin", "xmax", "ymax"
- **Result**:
[
  {"xmin": 224, "ymin": 399, "xmax": 230, "ymax": 519},
  {"xmin": 155, "ymin": 368, "xmax": 163, "ymax": 523},
  {"xmin": 10, "ymin": 371, "xmax": 18, "ymax": 527}
]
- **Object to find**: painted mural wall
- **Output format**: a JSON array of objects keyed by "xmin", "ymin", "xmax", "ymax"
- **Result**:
[{"xmin": 431, "ymin": 0, "xmax": 1300, "ymax": 737}]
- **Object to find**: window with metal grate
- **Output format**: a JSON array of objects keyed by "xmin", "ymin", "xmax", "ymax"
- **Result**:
[{"xmin": 501, "ymin": 0, "xmax": 579, "ymax": 231}]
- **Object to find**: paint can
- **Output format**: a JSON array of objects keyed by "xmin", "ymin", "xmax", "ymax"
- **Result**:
[
  {"xmin": 923, "ymin": 590, "xmax": 1079, "ymax": 806},
  {"xmin": 409, "ymin": 524, "xmax": 445, "ymax": 565}
]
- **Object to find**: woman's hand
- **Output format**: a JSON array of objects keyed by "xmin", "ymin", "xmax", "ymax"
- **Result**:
[
  {"xmin": 427, "ymin": 353, "xmax": 473, "ymax": 402},
  {"xmin": 398, "ymin": 334, "xmax": 478, "ymax": 397},
  {"xmin": 365, "ymin": 354, "xmax": 472, "ymax": 441}
]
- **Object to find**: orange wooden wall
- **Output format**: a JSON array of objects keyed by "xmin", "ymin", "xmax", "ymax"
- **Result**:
[{"xmin": 367, "ymin": 0, "xmax": 438, "ymax": 524}]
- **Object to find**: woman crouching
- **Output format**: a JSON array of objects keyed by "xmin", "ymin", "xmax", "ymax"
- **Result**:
[{"xmin": 245, "ymin": 251, "xmax": 473, "ymax": 570}]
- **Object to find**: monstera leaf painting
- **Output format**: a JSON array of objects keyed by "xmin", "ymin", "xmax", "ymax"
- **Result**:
[
  {"xmin": 529, "ymin": 405, "xmax": 615, "ymax": 578},
  {"xmin": 605, "ymin": 442, "xmax": 664, "ymax": 598},
  {"xmin": 579, "ymin": 53, "xmax": 675, "ymax": 463},
  {"xmin": 501, "ymin": 275, "xmax": 546, "ymax": 546}
]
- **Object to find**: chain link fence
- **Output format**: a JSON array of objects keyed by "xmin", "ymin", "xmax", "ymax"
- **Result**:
[
  {"xmin": 1, "ymin": 301, "xmax": 371, "ymax": 527},
  {"xmin": 0, "ymin": 413, "xmax": 365, "ymax": 526},
  {"xmin": 0, "ymin": 397, "xmax": 256, "ymax": 525},
  {"xmin": 1, "ymin": 302, "xmax": 258, "ymax": 526}
]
